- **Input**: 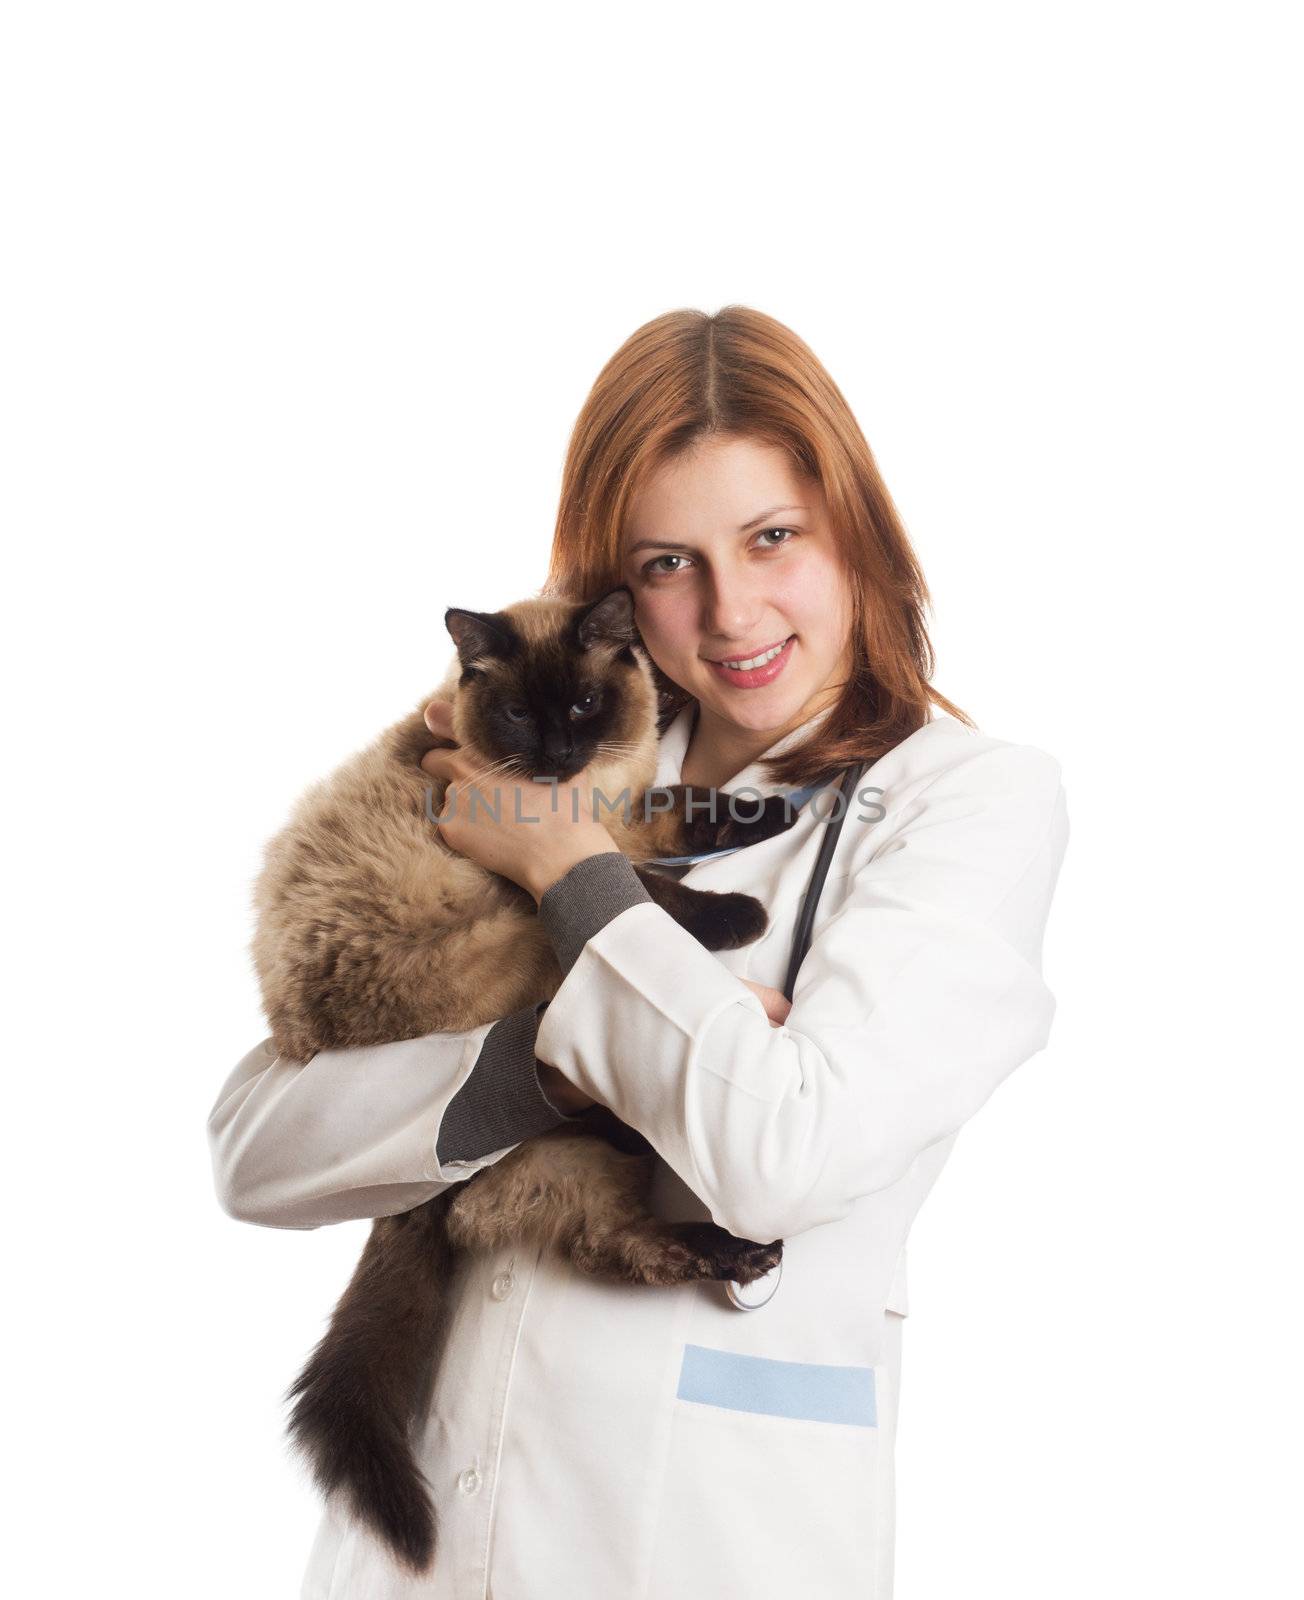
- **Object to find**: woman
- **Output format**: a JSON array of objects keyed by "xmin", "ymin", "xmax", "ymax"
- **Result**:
[{"xmin": 208, "ymin": 305, "xmax": 1068, "ymax": 1599}]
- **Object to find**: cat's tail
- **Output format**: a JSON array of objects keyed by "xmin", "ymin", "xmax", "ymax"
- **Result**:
[{"xmin": 284, "ymin": 1193, "xmax": 456, "ymax": 1573}]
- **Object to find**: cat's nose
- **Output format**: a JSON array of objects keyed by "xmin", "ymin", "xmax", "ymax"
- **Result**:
[{"xmin": 542, "ymin": 733, "xmax": 574, "ymax": 766}]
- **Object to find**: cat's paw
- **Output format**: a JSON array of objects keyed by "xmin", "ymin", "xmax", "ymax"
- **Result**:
[
  {"xmin": 690, "ymin": 889, "xmax": 768, "ymax": 950},
  {"xmin": 670, "ymin": 1223, "xmax": 784, "ymax": 1285},
  {"xmin": 719, "ymin": 791, "xmax": 801, "ymax": 847}
]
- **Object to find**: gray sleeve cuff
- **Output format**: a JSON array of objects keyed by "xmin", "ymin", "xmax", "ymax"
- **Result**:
[
  {"xmin": 537, "ymin": 851, "xmax": 653, "ymax": 974},
  {"xmin": 436, "ymin": 1004, "xmax": 574, "ymax": 1165}
]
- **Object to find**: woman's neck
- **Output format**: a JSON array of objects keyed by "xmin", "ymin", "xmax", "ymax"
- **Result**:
[{"xmin": 679, "ymin": 704, "xmax": 799, "ymax": 790}]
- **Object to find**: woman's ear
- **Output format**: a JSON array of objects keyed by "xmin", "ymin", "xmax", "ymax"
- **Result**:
[{"xmin": 578, "ymin": 588, "xmax": 638, "ymax": 650}]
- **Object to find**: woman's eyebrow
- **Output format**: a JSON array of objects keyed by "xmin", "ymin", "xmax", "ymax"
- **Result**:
[
  {"xmin": 738, "ymin": 503, "xmax": 808, "ymax": 531},
  {"xmin": 627, "ymin": 505, "xmax": 810, "ymax": 555},
  {"xmin": 626, "ymin": 537, "xmax": 696, "ymax": 554}
]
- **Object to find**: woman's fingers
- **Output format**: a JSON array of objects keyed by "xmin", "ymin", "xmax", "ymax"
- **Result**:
[
  {"xmin": 741, "ymin": 979, "xmax": 792, "ymax": 1027},
  {"xmin": 423, "ymin": 698, "xmax": 456, "ymax": 739},
  {"xmin": 421, "ymin": 702, "xmax": 463, "ymax": 782},
  {"xmin": 421, "ymin": 746, "xmax": 465, "ymax": 782}
]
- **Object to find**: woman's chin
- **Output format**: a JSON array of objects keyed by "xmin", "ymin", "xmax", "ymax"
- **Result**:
[{"xmin": 698, "ymin": 681, "xmax": 818, "ymax": 738}]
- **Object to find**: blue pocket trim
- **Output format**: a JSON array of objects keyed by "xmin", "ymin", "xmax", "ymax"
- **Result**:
[{"xmin": 676, "ymin": 1343, "xmax": 877, "ymax": 1428}]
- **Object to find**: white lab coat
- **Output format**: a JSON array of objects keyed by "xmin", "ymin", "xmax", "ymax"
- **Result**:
[{"xmin": 208, "ymin": 707, "xmax": 1068, "ymax": 1599}]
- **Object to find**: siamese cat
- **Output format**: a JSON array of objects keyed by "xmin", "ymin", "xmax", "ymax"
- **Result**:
[{"xmin": 253, "ymin": 588, "xmax": 793, "ymax": 1573}]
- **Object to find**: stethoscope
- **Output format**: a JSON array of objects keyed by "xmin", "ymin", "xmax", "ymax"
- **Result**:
[{"xmin": 648, "ymin": 762, "xmax": 868, "ymax": 1312}]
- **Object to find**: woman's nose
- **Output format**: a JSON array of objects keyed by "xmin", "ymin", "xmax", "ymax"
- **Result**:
[{"xmin": 703, "ymin": 565, "xmax": 764, "ymax": 640}]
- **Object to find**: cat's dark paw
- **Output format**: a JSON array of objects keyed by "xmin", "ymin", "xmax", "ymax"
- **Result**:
[
  {"xmin": 670, "ymin": 1223, "xmax": 784, "ymax": 1285},
  {"xmin": 721, "ymin": 1235, "xmax": 784, "ymax": 1286},
  {"xmin": 634, "ymin": 874, "xmax": 769, "ymax": 951},
  {"xmin": 720, "ymin": 791, "xmax": 801, "ymax": 847},
  {"xmin": 689, "ymin": 889, "xmax": 768, "ymax": 950}
]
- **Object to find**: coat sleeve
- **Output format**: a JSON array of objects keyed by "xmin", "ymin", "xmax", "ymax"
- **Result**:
[
  {"xmin": 206, "ymin": 1007, "xmax": 574, "ymax": 1230},
  {"xmin": 534, "ymin": 742, "xmax": 1068, "ymax": 1244}
]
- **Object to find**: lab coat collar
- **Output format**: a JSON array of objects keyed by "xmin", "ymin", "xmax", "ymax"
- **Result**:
[{"xmin": 652, "ymin": 704, "xmax": 837, "ymax": 798}]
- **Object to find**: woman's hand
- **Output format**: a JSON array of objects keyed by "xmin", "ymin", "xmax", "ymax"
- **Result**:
[
  {"xmin": 419, "ymin": 700, "xmax": 620, "ymax": 902},
  {"xmin": 536, "ymin": 1059, "xmax": 598, "ymax": 1116},
  {"xmin": 742, "ymin": 980, "xmax": 791, "ymax": 1028}
]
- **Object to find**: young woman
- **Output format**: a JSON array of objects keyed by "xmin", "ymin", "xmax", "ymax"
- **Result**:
[{"xmin": 209, "ymin": 306, "xmax": 1068, "ymax": 1599}]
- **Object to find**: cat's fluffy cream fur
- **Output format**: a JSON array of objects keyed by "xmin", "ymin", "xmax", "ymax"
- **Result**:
[{"xmin": 253, "ymin": 591, "xmax": 784, "ymax": 1575}]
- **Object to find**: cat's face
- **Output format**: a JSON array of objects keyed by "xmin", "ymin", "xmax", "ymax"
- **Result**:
[{"xmin": 444, "ymin": 590, "xmax": 655, "ymax": 782}]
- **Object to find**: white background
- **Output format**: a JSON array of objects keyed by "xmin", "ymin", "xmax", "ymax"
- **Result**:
[{"xmin": 4, "ymin": 3, "xmax": 1300, "ymax": 1595}]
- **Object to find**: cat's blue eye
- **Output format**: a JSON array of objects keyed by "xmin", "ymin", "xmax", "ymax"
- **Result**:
[
  {"xmin": 503, "ymin": 704, "xmax": 530, "ymax": 723},
  {"xmin": 569, "ymin": 693, "xmax": 599, "ymax": 720}
]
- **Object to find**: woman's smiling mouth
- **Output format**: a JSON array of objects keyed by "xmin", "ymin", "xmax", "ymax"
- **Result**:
[{"xmin": 705, "ymin": 635, "xmax": 796, "ymax": 688}]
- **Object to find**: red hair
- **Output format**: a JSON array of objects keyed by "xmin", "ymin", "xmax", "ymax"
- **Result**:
[{"xmin": 547, "ymin": 305, "xmax": 970, "ymax": 785}]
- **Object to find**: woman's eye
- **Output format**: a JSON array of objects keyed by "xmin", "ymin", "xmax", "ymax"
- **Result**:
[
  {"xmin": 569, "ymin": 693, "xmax": 598, "ymax": 720},
  {"xmin": 756, "ymin": 526, "xmax": 798, "ymax": 548},
  {"xmin": 503, "ymin": 704, "xmax": 530, "ymax": 723},
  {"xmin": 644, "ymin": 553, "xmax": 691, "ymax": 577}
]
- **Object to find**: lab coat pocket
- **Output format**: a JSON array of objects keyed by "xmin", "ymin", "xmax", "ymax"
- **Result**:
[{"xmin": 643, "ymin": 1343, "xmax": 887, "ymax": 1600}]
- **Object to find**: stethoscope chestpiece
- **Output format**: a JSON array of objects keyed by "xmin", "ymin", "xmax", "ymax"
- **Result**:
[{"xmin": 725, "ymin": 1257, "xmax": 782, "ymax": 1311}]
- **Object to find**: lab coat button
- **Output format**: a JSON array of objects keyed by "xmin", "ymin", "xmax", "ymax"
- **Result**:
[
  {"xmin": 490, "ymin": 1271, "xmax": 515, "ymax": 1301},
  {"xmin": 457, "ymin": 1467, "xmax": 482, "ymax": 1496}
]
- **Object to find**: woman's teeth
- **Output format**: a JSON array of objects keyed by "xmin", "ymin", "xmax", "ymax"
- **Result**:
[{"xmin": 720, "ymin": 640, "xmax": 789, "ymax": 671}]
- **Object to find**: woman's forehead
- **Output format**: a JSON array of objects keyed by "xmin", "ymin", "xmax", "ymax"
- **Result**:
[{"xmin": 622, "ymin": 438, "xmax": 818, "ymax": 549}]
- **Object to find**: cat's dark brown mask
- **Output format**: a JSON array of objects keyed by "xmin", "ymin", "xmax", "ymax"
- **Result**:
[{"xmin": 444, "ymin": 590, "xmax": 648, "ymax": 782}]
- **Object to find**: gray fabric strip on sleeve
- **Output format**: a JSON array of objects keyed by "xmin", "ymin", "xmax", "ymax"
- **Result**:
[
  {"xmin": 537, "ymin": 851, "xmax": 653, "ymax": 975},
  {"xmin": 435, "ymin": 1004, "xmax": 572, "ymax": 1165}
]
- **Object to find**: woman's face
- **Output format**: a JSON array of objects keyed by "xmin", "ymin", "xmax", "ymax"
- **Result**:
[{"xmin": 620, "ymin": 434, "xmax": 855, "ymax": 745}]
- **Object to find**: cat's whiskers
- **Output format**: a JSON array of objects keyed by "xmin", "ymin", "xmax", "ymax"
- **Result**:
[
  {"xmin": 463, "ymin": 748, "xmax": 645, "ymax": 792},
  {"xmin": 457, "ymin": 754, "xmax": 526, "ymax": 792}
]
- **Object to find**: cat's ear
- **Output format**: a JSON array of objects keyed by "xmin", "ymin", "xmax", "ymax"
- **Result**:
[
  {"xmin": 577, "ymin": 588, "xmax": 637, "ymax": 651},
  {"xmin": 445, "ymin": 608, "xmax": 515, "ymax": 665}
]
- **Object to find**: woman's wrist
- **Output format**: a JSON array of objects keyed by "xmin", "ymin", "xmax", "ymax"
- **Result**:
[
  {"xmin": 523, "ymin": 833, "xmax": 621, "ymax": 904},
  {"xmin": 536, "ymin": 852, "xmax": 653, "ymax": 971},
  {"xmin": 535, "ymin": 1059, "xmax": 596, "ymax": 1116}
]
